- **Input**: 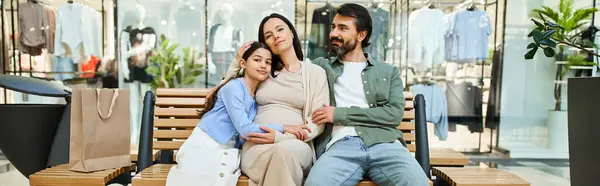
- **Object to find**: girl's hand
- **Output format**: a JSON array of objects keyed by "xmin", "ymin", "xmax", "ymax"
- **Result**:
[
  {"xmin": 283, "ymin": 125, "xmax": 312, "ymax": 141},
  {"xmin": 236, "ymin": 41, "xmax": 255, "ymax": 61}
]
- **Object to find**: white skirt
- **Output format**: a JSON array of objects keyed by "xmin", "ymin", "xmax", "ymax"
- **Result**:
[{"xmin": 166, "ymin": 127, "xmax": 242, "ymax": 186}]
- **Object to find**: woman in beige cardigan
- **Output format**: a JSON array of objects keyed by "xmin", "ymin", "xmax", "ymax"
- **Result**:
[{"xmin": 219, "ymin": 14, "xmax": 329, "ymax": 186}]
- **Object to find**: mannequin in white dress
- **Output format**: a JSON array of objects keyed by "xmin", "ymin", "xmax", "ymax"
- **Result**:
[
  {"xmin": 207, "ymin": 3, "xmax": 243, "ymax": 87},
  {"xmin": 120, "ymin": 4, "xmax": 157, "ymax": 145}
]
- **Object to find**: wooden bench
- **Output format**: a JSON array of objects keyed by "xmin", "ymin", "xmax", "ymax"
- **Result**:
[
  {"xmin": 432, "ymin": 167, "xmax": 530, "ymax": 186},
  {"xmin": 29, "ymin": 163, "xmax": 136, "ymax": 186},
  {"xmin": 133, "ymin": 88, "xmax": 433, "ymax": 186},
  {"xmin": 429, "ymin": 148, "xmax": 469, "ymax": 167}
]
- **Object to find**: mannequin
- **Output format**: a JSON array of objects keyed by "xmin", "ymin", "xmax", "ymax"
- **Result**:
[
  {"xmin": 120, "ymin": 4, "xmax": 157, "ymax": 145},
  {"xmin": 207, "ymin": 3, "xmax": 243, "ymax": 87}
]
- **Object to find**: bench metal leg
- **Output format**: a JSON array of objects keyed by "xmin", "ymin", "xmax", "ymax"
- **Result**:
[
  {"xmin": 106, "ymin": 172, "xmax": 132, "ymax": 186},
  {"xmin": 434, "ymin": 177, "xmax": 451, "ymax": 186}
]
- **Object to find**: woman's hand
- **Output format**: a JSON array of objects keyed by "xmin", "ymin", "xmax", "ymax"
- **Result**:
[
  {"xmin": 246, "ymin": 126, "xmax": 276, "ymax": 144},
  {"xmin": 283, "ymin": 125, "xmax": 312, "ymax": 141},
  {"xmin": 236, "ymin": 41, "xmax": 255, "ymax": 61}
]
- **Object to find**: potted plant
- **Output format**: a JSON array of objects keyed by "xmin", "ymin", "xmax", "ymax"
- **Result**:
[
  {"xmin": 565, "ymin": 53, "xmax": 597, "ymax": 77},
  {"xmin": 146, "ymin": 34, "xmax": 204, "ymax": 89},
  {"xmin": 524, "ymin": 0, "xmax": 598, "ymax": 151}
]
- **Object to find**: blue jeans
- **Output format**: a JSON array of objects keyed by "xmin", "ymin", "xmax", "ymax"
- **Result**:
[{"xmin": 305, "ymin": 136, "xmax": 428, "ymax": 186}]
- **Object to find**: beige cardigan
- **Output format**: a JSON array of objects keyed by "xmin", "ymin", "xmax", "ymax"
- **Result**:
[{"xmin": 221, "ymin": 58, "xmax": 330, "ymax": 162}]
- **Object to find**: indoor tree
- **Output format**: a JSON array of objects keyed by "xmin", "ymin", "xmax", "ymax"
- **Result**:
[{"xmin": 524, "ymin": 0, "xmax": 598, "ymax": 111}]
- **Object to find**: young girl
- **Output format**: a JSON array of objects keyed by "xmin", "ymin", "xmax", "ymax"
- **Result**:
[{"xmin": 165, "ymin": 42, "xmax": 310, "ymax": 186}]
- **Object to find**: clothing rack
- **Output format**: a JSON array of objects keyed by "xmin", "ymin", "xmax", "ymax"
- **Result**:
[
  {"xmin": 4, "ymin": 0, "xmax": 106, "ymax": 75},
  {"xmin": 402, "ymin": 0, "xmax": 496, "ymax": 153},
  {"xmin": 1, "ymin": 0, "xmax": 106, "ymax": 103}
]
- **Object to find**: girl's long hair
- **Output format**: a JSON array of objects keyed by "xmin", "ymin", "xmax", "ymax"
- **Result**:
[
  {"xmin": 198, "ymin": 42, "xmax": 271, "ymax": 118},
  {"xmin": 258, "ymin": 14, "xmax": 303, "ymax": 77}
]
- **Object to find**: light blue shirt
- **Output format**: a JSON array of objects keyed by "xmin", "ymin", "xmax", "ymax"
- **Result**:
[
  {"xmin": 198, "ymin": 78, "xmax": 284, "ymax": 147},
  {"xmin": 410, "ymin": 84, "xmax": 448, "ymax": 141},
  {"xmin": 453, "ymin": 9, "xmax": 492, "ymax": 61}
]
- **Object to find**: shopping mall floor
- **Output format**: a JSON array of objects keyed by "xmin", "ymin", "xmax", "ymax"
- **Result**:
[{"xmin": 0, "ymin": 153, "xmax": 571, "ymax": 186}]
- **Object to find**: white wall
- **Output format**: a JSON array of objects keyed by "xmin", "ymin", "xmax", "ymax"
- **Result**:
[{"xmin": 499, "ymin": 0, "xmax": 557, "ymax": 150}]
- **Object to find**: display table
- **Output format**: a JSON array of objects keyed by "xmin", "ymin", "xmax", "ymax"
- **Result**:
[{"xmin": 0, "ymin": 75, "xmax": 71, "ymax": 178}]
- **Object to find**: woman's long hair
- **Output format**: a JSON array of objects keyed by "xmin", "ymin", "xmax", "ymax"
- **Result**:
[
  {"xmin": 198, "ymin": 42, "xmax": 271, "ymax": 118},
  {"xmin": 258, "ymin": 14, "xmax": 303, "ymax": 77}
]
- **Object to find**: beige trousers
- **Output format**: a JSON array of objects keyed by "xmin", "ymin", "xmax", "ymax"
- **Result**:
[{"xmin": 241, "ymin": 139, "xmax": 313, "ymax": 186}]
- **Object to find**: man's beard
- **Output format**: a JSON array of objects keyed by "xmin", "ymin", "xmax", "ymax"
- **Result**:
[{"xmin": 330, "ymin": 36, "xmax": 357, "ymax": 56}]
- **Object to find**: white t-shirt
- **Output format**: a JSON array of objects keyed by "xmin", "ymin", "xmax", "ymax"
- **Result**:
[{"xmin": 326, "ymin": 61, "xmax": 370, "ymax": 150}]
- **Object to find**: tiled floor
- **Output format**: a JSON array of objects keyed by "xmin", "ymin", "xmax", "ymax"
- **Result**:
[{"xmin": 0, "ymin": 154, "xmax": 570, "ymax": 186}]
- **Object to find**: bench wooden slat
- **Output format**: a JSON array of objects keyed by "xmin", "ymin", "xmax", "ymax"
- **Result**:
[
  {"xmin": 402, "ymin": 111, "xmax": 415, "ymax": 121},
  {"xmin": 397, "ymin": 122, "xmax": 415, "ymax": 130},
  {"xmin": 153, "ymin": 141, "xmax": 184, "ymax": 150},
  {"xmin": 154, "ymin": 130, "xmax": 193, "ymax": 139},
  {"xmin": 154, "ymin": 108, "xmax": 202, "ymax": 118},
  {"xmin": 405, "ymin": 101, "xmax": 414, "ymax": 110},
  {"xmin": 154, "ymin": 119, "xmax": 199, "ymax": 128},
  {"xmin": 402, "ymin": 133, "xmax": 416, "ymax": 142},
  {"xmin": 433, "ymin": 167, "xmax": 530, "ymax": 186},
  {"xmin": 30, "ymin": 164, "xmax": 136, "ymax": 186},
  {"xmin": 429, "ymin": 148, "xmax": 469, "ymax": 166},
  {"xmin": 133, "ymin": 164, "xmax": 432, "ymax": 186},
  {"xmin": 407, "ymin": 144, "xmax": 416, "ymax": 152},
  {"xmin": 155, "ymin": 97, "xmax": 206, "ymax": 107},
  {"xmin": 404, "ymin": 92, "xmax": 414, "ymax": 100},
  {"xmin": 156, "ymin": 88, "xmax": 211, "ymax": 97}
]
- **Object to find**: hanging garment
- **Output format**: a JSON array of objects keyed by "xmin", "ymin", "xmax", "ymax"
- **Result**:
[
  {"xmin": 52, "ymin": 56, "xmax": 76, "ymax": 81},
  {"xmin": 54, "ymin": 3, "xmax": 85, "ymax": 61},
  {"xmin": 407, "ymin": 7, "xmax": 445, "ymax": 69},
  {"xmin": 368, "ymin": 7, "xmax": 389, "ymax": 62},
  {"xmin": 308, "ymin": 3, "xmax": 336, "ymax": 60},
  {"xmin": 444, "ymin": 12, "xmax": 458, "ymax": 61},
  {"xmin": 445, "ymin": 82, "xmax": 483, "ymax": 133},
  {"xmin": 18, "ymin": 2, "xmax": 50, "ymax": 56},
  {"xmin": 452, "ymin": 9, "xmax": 492, "ymax": 61},
  {"xmin": 80, "ymin": 55, "xmax": 99, "ymax": 78},
  {"xmin": 45, "ymin": 6, "xmax": 56, "ymax": 54},
  {"xmin": 485, "ymin": 45, "xmax": 503, "ymax": 129},
  {"xmin": 410, "ymin": 84, "xmax": 449, "ymax": 140},
  {"xmin": 83, "ymin": 6, "xmax": 102, "ymax": 58}
]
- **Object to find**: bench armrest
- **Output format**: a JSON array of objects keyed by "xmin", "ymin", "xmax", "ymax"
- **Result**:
[
  {"xmin": 414, "ymin": 94, "xmax": 431, "ymax": 179},
  {"xmin": 137, "ymin": 90, "xmax": 155, "ymax": 173}
]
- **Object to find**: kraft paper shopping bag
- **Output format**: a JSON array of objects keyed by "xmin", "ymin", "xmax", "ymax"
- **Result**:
[{"xmin": 69, "ymin": 88, "xmax": 131, "ymax": 172}]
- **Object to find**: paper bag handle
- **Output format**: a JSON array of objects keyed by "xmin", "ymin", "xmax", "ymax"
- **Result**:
[{"xmin": 96, "ymin": 89, "xmax": 119, "ymax": 119}]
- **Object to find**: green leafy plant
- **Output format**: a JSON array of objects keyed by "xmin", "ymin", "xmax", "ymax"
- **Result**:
[
  {"xmin": 146, "ymin": 34, "xmax": 204, "ymax": 89},
  {"xmin": 525, "ymin": 0, "xmax": 598, "ymax": 59},
  {"xmin": 524, "ymin": 0, "xmax": 598, "ymax": 111},
  {"xmin": 566, "ymin": 53, "xmax": 596, "ymax": 68}
]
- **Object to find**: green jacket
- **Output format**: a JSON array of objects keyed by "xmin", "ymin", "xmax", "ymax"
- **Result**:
[{"xmin": 311, "ymin": 54, "xmax": 407, "ymax": 158}]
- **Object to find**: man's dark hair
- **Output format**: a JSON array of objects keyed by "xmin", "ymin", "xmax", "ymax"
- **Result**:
[{"xmin": 336, "ymin": 3, "xmax": 372, "ymax": 48}]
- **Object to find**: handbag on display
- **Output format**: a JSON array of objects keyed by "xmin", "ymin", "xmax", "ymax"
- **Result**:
[{"xmin": 69, "ymin": 88, "xmax": 131, "ymax": 172}]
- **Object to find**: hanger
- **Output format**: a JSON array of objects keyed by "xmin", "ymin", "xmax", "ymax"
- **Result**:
[
  {"xmin": 467, "ymin": 3, "xmax": 477, "ymax": 11},
  {"xmin": 428, "ymin": 3, "xmax": 436, "ymax": 9}
]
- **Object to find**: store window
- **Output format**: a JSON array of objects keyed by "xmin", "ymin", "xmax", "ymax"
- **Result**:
[{"xmin": 204, "ymin": 0, "xmax": 295, "ymax": 87}]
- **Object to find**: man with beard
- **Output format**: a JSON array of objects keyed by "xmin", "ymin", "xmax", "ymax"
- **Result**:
[{"xmin": 305, "ymin": 3, "xmax": 429, "ymax": 186}]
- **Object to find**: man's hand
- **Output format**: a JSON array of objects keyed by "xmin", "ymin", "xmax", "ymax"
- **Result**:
[
  {"xmin": 283, "ymin": 125, "xmax": 312, "ymax": 141},
  {"xmin": 312, "ymin": 104, "xmax": 335, "ymax": 125},
  {"xmin": 246, "ymin": 126, "xmax": 276, "ymax": 144}
]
